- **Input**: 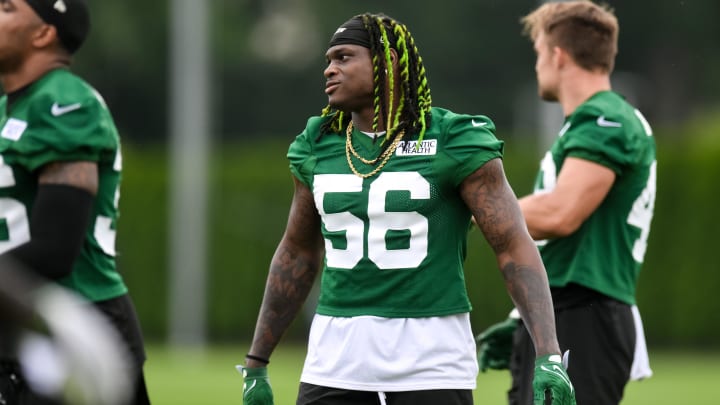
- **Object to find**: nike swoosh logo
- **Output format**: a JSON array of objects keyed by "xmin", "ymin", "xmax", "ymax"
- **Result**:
[
  {"xmin": 558, "ymin": 122, "xmax": 571, "ymax": 137},
  {"xmin": 596, "ymin": 116, "xmax": 622, "ymax": 127},
  {"xmin": 540, "ymin": 364, "xmax": 574, "ymax": 392},
  {"xmin": 471, "ymin": 119, "xmax": 487, "ymax": 127},
  {"xmin": 244, "ymin": 380, "xmax": 257, "ymax": 395},
  {"xmin": 51, "ymin": 102, "xmax": 82, "ymax": 116}
]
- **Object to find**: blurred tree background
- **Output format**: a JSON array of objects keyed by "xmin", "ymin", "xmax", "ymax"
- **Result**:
[
  {"xmin": 77, "ymin": 0, "xmax": 719, "ymax": 143},
  {"xmin": 65, "ymin": 1, "xmax": 719, "ymax": 347}
]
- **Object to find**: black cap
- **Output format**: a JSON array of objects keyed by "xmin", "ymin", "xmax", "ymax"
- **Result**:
[{"xmin": 25, "ymin": 0, "xmax": 90, "ymax": 54}]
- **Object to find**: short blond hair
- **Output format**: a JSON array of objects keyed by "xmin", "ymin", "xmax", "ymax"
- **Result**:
[{"xmin": 521, "ymin": 0, "xmax": 619, "ymax": 73}]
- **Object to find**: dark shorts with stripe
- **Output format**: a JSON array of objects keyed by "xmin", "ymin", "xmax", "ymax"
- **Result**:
[{"xmin": 297, "ymin": 382, "xmax": 473, "ymax": 405}]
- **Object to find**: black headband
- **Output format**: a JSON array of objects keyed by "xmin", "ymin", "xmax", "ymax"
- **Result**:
[
  {"xmin": 328, "ymin": 16, "xmax": 371, "ymax": 48},
  {"xmin": 328, "ymin": 15, "xmax": 398, "ymax": 50}
]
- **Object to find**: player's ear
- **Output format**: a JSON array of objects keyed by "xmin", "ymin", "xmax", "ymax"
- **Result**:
[
  {"xmin": 32, "ymin": 24, "xmax": 58, "ymax": 50},
  {"xmin": 553, "ymin": 46, "xmax": 571, "ymax": 70},
  {"xmin": 389, "ymin": 48, "xmax": 399, "ymax": 72}
]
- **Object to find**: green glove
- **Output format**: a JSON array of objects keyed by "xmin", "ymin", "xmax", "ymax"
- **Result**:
[
  {"xmin": 532, "ymin": 354, "xmax": 576, "ymax": 405},
  {"xmin": 237, "ymin": 366, "xmax": 274, "ymax": 405},
  {"xmin": 476, "ymin": 313, "xmax": 519, "ymax": 372}
]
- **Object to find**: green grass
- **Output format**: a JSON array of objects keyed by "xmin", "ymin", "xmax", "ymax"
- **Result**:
[{"xmin": 144, "ymin": 344, "xmax": 720, "ymax": 404}]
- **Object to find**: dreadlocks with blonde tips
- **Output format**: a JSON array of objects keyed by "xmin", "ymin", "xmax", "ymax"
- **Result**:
[{"xmin": 319, "ymin": 13, "xmax": 433, "ymax": 147}]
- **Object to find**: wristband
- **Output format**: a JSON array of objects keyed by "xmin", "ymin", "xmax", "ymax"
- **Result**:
[{"xmin": 245, "ymin": 353, "xmax": 270, "ymax": 365}]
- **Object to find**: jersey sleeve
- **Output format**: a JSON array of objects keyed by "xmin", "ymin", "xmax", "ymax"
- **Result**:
[
  {"xmin": 12, "ymin": 91, "xmax": 116, "ymax": 171},
  {"xmin": 287, "ymin": 116, "xmax": 324, "ymax": 185},
  {"xmin": 441, "ymin": 112, "xmax": 504, "ymax": 186},
  {"xmin": 563, "ymin": 108, "xmax": 634, "ymax": 174}
]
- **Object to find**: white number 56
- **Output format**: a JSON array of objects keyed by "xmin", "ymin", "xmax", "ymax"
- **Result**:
[{"xmin": 313, "ymin": 172, "xmax": 429, "ymax": 270}]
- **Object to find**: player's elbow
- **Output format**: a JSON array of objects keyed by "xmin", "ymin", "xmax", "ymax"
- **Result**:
[
  {"xmin": 10, "ymin": 243, "xmax": 78, "ymax": 280},
  {"xmin": 542, "ymin": 214, "xmax": 582, "ymax": 238}
]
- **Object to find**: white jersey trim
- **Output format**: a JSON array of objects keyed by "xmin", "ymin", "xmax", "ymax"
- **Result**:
[{"xmin": 300, "ymin": 313, "xmax": 478, "ymax": 391}]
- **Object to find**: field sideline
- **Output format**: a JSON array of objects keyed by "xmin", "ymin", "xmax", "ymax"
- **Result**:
[{"xmin": 143, "ymin": 343, "xmax": 719, "ymax": 404}]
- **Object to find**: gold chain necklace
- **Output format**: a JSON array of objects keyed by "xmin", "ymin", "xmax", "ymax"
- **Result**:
[
  {"xmin": 345, "ymin": 122, "xmax": 384, "ymax": 164},
  {"xmin": 345, "ymin": 122, "xmax": 405, "ymax": 178}
]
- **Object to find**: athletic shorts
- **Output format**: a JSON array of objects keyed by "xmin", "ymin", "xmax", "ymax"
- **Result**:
[
  {"xmin": 95, "ymin": 293, "xmax": 152, "ymax": 405},
  {"xmin": 297, "ymin": 382, "xmax": 474, "ymax": 405},
  {"xmin": 508, "ymin": 297, "xmax": 635, "ymax": 405}
]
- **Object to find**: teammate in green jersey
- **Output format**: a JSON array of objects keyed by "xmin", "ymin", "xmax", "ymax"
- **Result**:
[
  {"xmin": 0, "ymin": 1, "xmax": 149, "ymax": 403},
  {"xmin": 476, "ymin": 2, "xmax": 656, "ymax": 404},
  {"xmin": 240, "ymin": 12, "xmax": 575, "ymax": 405}
]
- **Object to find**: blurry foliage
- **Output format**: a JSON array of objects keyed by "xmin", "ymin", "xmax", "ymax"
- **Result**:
[
  {"xmin": 115, "ymin": 144, "xmax": 169, "ymax": 338},
  {"xmin": 118, "ymin": 115, "xmax": 720, "ymax": 347},
  {"xmin": 70, "ymin": 0, "xmax": 719, "ymax": 144},
  {"xmin": 74, "ymin": 0, "xmax": 168, "ymax": 142}
]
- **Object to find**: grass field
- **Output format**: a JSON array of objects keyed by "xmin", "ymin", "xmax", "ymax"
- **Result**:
[{"xmin": 143, "ymin": 344, "xmax": 720, "ymax": 404}]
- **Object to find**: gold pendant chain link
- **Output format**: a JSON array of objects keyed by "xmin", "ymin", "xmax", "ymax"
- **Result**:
[
  {"xmin": 345, "ymin": 122, "xmax": 405, "ymax": 178},
  {"xmin": 345, "ymin": 122, "xmax": 383, "ymax": 164}
]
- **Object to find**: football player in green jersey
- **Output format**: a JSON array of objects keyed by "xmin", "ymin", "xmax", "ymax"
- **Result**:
[
  {"xmin": 240, "ymin": 12, "xmax": 574, "ymax": 405},
  {"xmin": 476, "ymin": 2, "xmax": 656, "ymax": 404},
  {"xmin": 0, "ymin": 0, "xmax": 149, "ymax": 403}
]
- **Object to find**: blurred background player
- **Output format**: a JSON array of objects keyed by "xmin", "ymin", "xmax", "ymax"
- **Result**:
[
  {"xmin": 0, "ymin": 0, "xmax": 150, "ymax": 403},
  {"xmin": 476, "ymin": 1, "xmax": 656, "ymax": 404},
  {"xmin": 0, "ymin": 256, "xmax": 133, "ymax": 405},
  {"xmin": 240, "ymin": 12, "xmax": 574, "ymax": 405}
]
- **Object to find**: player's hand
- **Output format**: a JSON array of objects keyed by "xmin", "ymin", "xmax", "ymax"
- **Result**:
[
  {"xmin": 532, "ymin": 354, "xmax": 576, "ymax": 405},
  {"xmin": 476, "ymin": 315, "xmax": 518, "ymax": 372},
  {"xmin": 237, "ymin": 366, "xmax": 274, "ymax": 405}
]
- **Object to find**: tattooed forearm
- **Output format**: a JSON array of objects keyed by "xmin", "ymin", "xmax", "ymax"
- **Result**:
[
  {"xmin": 501, "ymin": 261, "xmax": 559, "ymax": 357},
  {"xmin": 461, "ymin": 159, "xmax": 560, "ymax": 358},
  {"xmin": 250, "ymin": 242, "xmax": 321, "ymax": 359},
  {"xmin": 247, "ymin": 177, "xmax": 323, "ymax": 364}
]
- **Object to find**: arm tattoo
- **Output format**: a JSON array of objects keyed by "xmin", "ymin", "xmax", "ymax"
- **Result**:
[
  {"xmin": 461, "ymin": 159, "xmax": 560, "ymax": 357},
  {"xmin": 500, "ymin": 261, "xmax": 559, "ymax": 357},
  {"xmin": 461, "ymin": 158, "xmax": 521, "ymax": 254},
  {"xmin": 38, "ymin": 161, "xmax": 99, "ymax": 195},
  {"xmin": 249, "ymin": 178, "xmax": 324, "ymax": 361}
]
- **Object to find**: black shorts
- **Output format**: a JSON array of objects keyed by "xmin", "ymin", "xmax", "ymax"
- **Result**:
[
  {"xmin": 95, "ymin": 293, "xmax": 152, "ymax": 405},
  {"xmin": 508, "ymin": 297, "xmax": 635, "ymax": 405},
  {"xmin": 297, "ymin": 382, "xmax": 473, "ymax": 405},
  {"xmin": 94, "ymin": 294, "xmax": 147, "ymax": 368}
]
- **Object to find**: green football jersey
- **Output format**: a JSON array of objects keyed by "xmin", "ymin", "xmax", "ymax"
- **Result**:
[
  {"xmin": 533, "ymin": 91, "xmax": 656, "ymax": 305},
  {"xmin": 289, "ymin": 107, "xmax": 504, "ymax": 318},
  {"xmin": 0, "ymin": 68, "xmax": 127, "ymax": 302}
]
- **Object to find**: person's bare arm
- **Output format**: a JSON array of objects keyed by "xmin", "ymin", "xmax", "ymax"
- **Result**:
[
  {"xmin": 246, "ymin": 177, "xmax": 324, "ymax": 367},
  {"xmin": 519, "ymin": 157, "xmax": 615, "ymax": 240},
  {"xmin": 38, "ymin": 161, "xmax": 98, "ymax": 194},
  {"xmin": 460, "ymin": 158, "xmax": 560, "ymax": 357}
]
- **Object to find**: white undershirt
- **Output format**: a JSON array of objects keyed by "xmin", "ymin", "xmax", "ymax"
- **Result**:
[
  {"xmin": 300, "ymin": 313, "xmax": 478, "ymax": 392},
  {"xmin": 360, "ymin": 130, "xmax": 386, "ymax": 138}
]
